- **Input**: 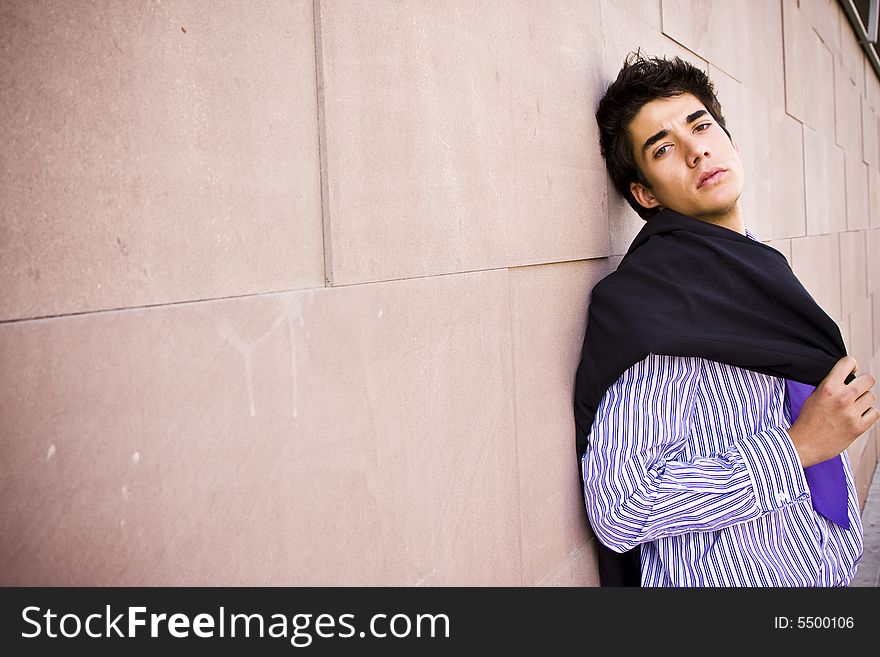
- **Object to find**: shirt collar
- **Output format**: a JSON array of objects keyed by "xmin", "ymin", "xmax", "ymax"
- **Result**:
[{"xmin": 744, "ymin": 227, "xmax": 760, "ymax": 242}]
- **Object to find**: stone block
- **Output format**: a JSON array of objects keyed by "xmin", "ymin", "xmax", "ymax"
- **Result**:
[
  {"xmin": 0, "ymin": 0, "xmax": 324, "ymax": 321},
  {"xmin": 509, "ymin": 258, "xmax": 614, "ymax": 585},
  {"xmin": 791, "ymin": 233, "xmax": 842, "ymax": 323},
  {"xmin": 783, "ymin": 0, "xmax": 835, "ymax": 136},
  {"xmin": 0, "ymin": 269, "xmax": 522, "ymax": 585},
  {"xmin": 318, "ymin": 0, "xmax": 610, "ymax": 285},
  {"xmin": 803, "ymin": 126, "xmax": 847, "ymax": 235},
  {"xmin": 662, "ymin": 0, "xmax": 785, "ymax": 107},
  {"xmin": 840, "ymin": 230, "xmax": 868, "ymax": 315}
]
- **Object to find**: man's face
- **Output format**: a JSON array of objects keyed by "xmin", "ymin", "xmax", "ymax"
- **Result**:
[{"xmin": 627, "ymin": 92, "xmax": 744, "ymax": 223}]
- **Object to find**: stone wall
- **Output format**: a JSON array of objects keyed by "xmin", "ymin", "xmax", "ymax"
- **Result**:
[{"xmin": 0, "ymin": 0, "xmax": 877, "ymax": 586}]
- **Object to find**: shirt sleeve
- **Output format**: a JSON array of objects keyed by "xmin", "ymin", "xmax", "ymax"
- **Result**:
[{"xmin": 581, "ymin": 353, "xmax": 811, "ymax": 553}]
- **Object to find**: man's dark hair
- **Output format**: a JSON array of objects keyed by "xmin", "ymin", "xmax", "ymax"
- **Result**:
[{"xmin": 596, "ymin": 52, "xmax": 731, "ymax": 220}]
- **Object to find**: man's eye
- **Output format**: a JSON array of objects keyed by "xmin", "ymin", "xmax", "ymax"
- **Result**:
[
  {"xmin": 695, "ymin": 122, "xmax": 712, "ymax": 131},
  {"xmin": 654, "ymin": 145, "xmax": 670, "ymax": 158}
]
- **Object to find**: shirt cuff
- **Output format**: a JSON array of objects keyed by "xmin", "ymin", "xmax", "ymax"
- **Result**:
[{"xmin": 734, "ymin": 426, "xmax": 811, "ymax": 514}]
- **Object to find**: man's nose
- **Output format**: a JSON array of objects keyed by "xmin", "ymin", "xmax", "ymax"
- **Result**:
[{"xmin": 684, "ymin": 136, "xmax": 710, "ymax": 167}]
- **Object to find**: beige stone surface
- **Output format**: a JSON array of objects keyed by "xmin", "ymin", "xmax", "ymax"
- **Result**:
[
  {"xmin": 599, "ymin": 0, "xmax": 706, "ymax": 83},
  {"xmin": 0, "ymin": 270, "xmax": 523, "ymax": 585},
  {"xmin": 845, "ymin": 153, "xmax": 871, "ymax": 231},
  {"xmin": 870, "ymin": 230, "xmax": 880, "ymax": 295},
  {"xmin": 0, "ymin": 0, "xmax": 324, "ymax": 322},
  {"xmin": 864, "ymin": 430, "xmax": 878, "ymax": 495},
  {"xmin": 798, "ymin": 0, "xmax": 842, "ymax": 58},
  {"xmin": 661, "ymin": 0, "xmax": 785, "ymax": 108},
  {"xmin": 536, "ymin": 542, "xmax": 600, "ymax": 587},
  {"xmin": 607, "ymin": 181, "xmax": 646, "ymax": 257},
  {"xmin": 875, "ymin": 293, "xmax": 880, "ymax": 353},
  {"xmin": 840, "ymin": 313, "xmax": 852, "ymax": 366},
  {"xmin": 508, "ymin": 259, "xmax": 613, "ymax": 586},
  {"xmin": 871, "ymin": 352, "xmax": 880, "ymax": 460},
  {"xmin": 840, "ymin": 6, "xmax": 866, "ymax": 92},
  {"xmin": 783, "ymin": 0, "xmax": 835, "ymax": 136},
  {"xmin": 763, "ymin": 97, "xmax": 808, "ymax": 240},
  {"xmin": 791, "ymin": 233, "xmax": 842, "ymax": 323},
  {"xmin": 846, "ymin": 428, "xmax": 867, "ymax": 485},
  {"xmin": 600, "ymin": 0, "xmax": 704, "ymax": 85},
  {"xmin": 863, "ymin": 429, "xmax": 879, "ymax": 502},
  {"xmin": 607, "ymin": 255, "xmax": 624, "ymax": 273},
  {"xmin": 849, "ymin": 299, "xmax": 874, "ymax": 387},
  {"xmin": 840, "ymin": 230, "xmax": 868, "ymax": 314},
  {"xmin": 873, "ymin": 426, "xmax": 880, "ymax": 464},
  {"xmin": 856, "ymin": 432, "xmax": 876, "ymax": 510},
  {"xmin": 766, "ymin": 238, "xmax": 792, "ymax": 263},
  {"xmin": 835, "ymin": 63, "xmax": 863, "ymax": 156},
  {"xmin": 872, "ymin": 168, "xmax": 880, "ymax": 229},
  {"xmin": 803, "ymin": 126, "xmax": 847, "ymax": 236},
  {"xmin": 862, "ymin": 98, "xmax": 880, "ymax": 168},
  {"xmin": 608, "ymin": 0, "xmax": 661, "ymax": 30},
  {"xmin": 874, "ymin": 338, "xmax": 880, "ymax": 375},
  {"xmin": 318, "ymin": 0, "xmax": 609, "ymax": 286},
  {"xmin": 867, "ymin": 52, "xmax": 880, "ymax": 111},
  {"xmin": 868, "ymin": 166, "xmax": 880, "ymax": 228},
  {"xmin": 713, "ymin": 68, "xmax": 806, "ymax": 240}
]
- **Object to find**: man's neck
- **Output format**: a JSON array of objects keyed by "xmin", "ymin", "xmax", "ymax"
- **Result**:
[{"xmin": 690, "ymin": 206, "xmax": 745, "ymax": 236}]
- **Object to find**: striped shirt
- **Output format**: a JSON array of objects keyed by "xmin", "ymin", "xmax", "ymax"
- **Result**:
[{"xmin": 580, "ymin": 230, "xmax": 863, "ymax": 587}]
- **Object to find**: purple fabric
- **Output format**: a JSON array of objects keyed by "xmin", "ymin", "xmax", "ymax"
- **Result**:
[{"xmin": 785, "ymin": 378, "xmax": 850, "ymax": 529}]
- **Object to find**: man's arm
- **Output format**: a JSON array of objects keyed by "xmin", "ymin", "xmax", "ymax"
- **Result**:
[{"xmin": 582, "ymin": 353, "xmax": 810, "ymax": 553}]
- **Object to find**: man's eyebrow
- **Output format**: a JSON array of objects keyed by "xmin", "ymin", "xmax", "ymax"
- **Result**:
[
  {"xmin": 640, "ymin": 109, "xmax": 710, "ymax": 158},
  {"xmin": 640, "ymin": 128, "xmax": 669, "ymax": 158}
]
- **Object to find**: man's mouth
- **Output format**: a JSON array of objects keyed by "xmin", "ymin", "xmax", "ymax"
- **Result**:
[{"xmin": 697, "ymin": 167, "xmax": 726, "ymax": 189}]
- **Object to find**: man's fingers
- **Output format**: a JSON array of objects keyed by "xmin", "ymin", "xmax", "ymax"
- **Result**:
[
  {"xmin": 825, "ymin": 355, "xmax": 858, "ymax": 385},
  {"xmin": 855, "ymin": 389, "xmax": 877, "ymax": 415},
  {"xmin": 846, "ymin": 372, "xmax": 876, "ymax": 400}
]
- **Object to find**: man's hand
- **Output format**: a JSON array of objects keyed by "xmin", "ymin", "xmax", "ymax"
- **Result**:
[{"xmin": 787, "ymin": 356, "xmax": 879, "ymax": 468}]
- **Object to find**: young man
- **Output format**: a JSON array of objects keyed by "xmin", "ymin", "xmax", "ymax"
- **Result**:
[{"xmin": 573, "ymin": 54, "xmax": 879, "ymax": 586}]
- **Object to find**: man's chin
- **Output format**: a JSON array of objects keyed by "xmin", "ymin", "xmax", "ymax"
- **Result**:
[{"xmin": 692, "ymin": 193, "xmax": 743, "ymax": 219}]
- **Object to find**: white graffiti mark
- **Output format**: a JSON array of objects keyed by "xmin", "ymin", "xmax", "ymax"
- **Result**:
[{"xmin": 218, "ymin": 296, "xmax": 309, "ymax": 419}]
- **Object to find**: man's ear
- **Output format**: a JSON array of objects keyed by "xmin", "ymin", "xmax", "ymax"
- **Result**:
[
  {"xmin": 630, "ymin": 181, "xmax": 660, "ymax": 209},
  {"xmin": 732, "ymin": 137, "xmax": 740, "ymax": 154}
]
